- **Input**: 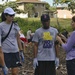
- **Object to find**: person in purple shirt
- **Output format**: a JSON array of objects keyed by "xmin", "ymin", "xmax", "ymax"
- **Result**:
[{"xmin": 57, "ymin": 16, "xmax": 75, "ymax": 75}]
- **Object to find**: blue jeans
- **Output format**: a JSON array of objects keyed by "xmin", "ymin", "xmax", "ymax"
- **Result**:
[{"xmin": 66, "ymin": 59, "xmax": 75, "ymax": 75}]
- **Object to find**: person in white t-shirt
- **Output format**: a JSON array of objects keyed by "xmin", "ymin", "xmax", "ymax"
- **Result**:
[
  {"xmin": 0, "ymin": 7, "xmax": 23, "ymax": 75},
  {"xmin": 32, "ymin": 14, "xmax": 59, "ymax": 75}
]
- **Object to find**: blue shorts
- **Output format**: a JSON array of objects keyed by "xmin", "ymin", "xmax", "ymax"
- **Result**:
[{"xmin": 4, "ymin": 52, "xmax": 22, "ymax": 68}]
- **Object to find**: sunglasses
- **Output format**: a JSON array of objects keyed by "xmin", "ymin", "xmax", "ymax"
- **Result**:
[{"xmin": 8, "ymin": 14, "xmax": 15, "ymax": 17}]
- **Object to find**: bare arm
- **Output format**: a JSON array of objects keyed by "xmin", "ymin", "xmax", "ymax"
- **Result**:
[
  {"xmin": 55, "ymin": 40, "xmax": 60, "ymax": 57},
  {"xmin": 0, "ymin": 47, "xmax": 5, "ymax": 66},
  {"xmin": 17, "ymin": 32, "xmax": 23, "ymax": 51},
  {"xmin": 33, "ymin": 42, "xmax": 38, "ymax": 58}
]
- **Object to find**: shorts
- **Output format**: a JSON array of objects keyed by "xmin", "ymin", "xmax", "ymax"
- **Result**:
[
  {"xmin": 34, "ymin": 61, "xmax": 56, "ymax": 75},
  {"xmin": 20, "ymin": 37, "xmax": 28, "ymax": 43},
  {"xmin": 4, "ymin": 52, "xmax": 22, "ymax": 68}
]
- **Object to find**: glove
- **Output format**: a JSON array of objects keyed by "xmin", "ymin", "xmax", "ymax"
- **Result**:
[
  {"xmin": 19, "ymin": 50, "xmax": 25, "ymax": 63},
  {"xmin": 2, "ymin": 65, "xmax": 8, "ymax": 75},
  {"xmin": 16, "ymin": 61, "xmax": 22, "ymax": 66},
  {"xmin": 55, "ymin": 57, "xmax": 59, "ymax": 69},
  {"xmin": 33, "ymin": 58, "xmax": 38, "ymax": 69}
]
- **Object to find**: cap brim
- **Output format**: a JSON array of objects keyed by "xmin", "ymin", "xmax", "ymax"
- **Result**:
[
  {"xmin": 8, "ymin": 12, "xmax": 16, "ymax": 15},
  {"xmin": 4, "ymin": 12, "xmax": 16, "ymax": 15}
]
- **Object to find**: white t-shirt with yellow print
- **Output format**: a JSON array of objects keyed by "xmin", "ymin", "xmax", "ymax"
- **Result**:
[{"xmin": 32, "ymin": 27, "xmax": 58, "ymax": 61}]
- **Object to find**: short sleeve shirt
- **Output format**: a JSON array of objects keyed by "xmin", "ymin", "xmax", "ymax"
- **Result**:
[
  {"xmin": 32, "ymin": 27, "xmax": 58, "ymax": 61},
  {"xmin": 0, "ymin": 22, "xmax": 20, "ymax": 53}
]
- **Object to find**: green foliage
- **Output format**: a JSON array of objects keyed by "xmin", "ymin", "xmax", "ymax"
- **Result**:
[
  {"xmin": 45, "ymin": 3, "xmax": 50, "ymax": 10},
  {"xmin": 14, "ymin": 17, "xmax": 41, "ymax": 35},
  {"xmin": 0, "ymin": 1, "xmax": 25, "ymax": 13},
  {"xmin": 0, "ymin": 4, "xmax": 5, "ymax": 12},
  {"xmin": 53, "ymin": 0, "xmax": 75, "ymax": 14},
  {"xmin": 49, "ymin": 6, "xmax": 56, "ymax": 11},
  {"xmin": 53, "ymin": 0, "xmax": 72, "ymax": 4},
  {"xmin": 0, "ymin": 16, "xmax": 72, "ymax": 35},
  {"xmin": 14, "ymin": 17, "xmax": 72, "ymax": 35},
  {"xmin": 24, "ymin": 4, "xmax": 34, "ymax": 17},
  {"xmin": 51, "ymin": 18, "xmax": 72, "ymax": 32},
  {"xmin": 68, "ymin": 1, "xmax": 75, "ymax": 13}
]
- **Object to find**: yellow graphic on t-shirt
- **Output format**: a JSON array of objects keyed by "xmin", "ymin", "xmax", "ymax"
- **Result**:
[{"xmin": 43, "ymin": 32, "xmax": 53, "ymax": 40}]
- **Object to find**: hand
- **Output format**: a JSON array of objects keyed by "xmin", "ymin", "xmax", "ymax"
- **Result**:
[
  {"xmin": 19, "ymin": 50, "xmax": 25, "ymax": 63},
  {"xmin": 56, "ymin": 36, "xmax": 61, "ymax": 41},
  {"xmin": 2, "ymin": 65, "xmax": 8, "ymax": 75},
  {"xmin": 33, "ymin": 58, "xmax": 38, "ymax": 69},
  {"xmin": 57, "ymin": 34, "xmax": 66, "ymax": 43},
  {"xmin": 60, "ymin": 34, "xmax": 67, "ymax": 42},
  {"xmin": 55, "ymin": 57, "xmax": 59, "ymax": 69},
  {"xmin": 56, "ymin": 36, "xmax": 64, "ymax": 45}
]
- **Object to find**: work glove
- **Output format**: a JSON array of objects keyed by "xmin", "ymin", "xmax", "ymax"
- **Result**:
[
  {"xmin": 33, "ymin": 58, "xmax": 38, "ymax": 69},
  {"xmin": 19, "ymin": 50, "xmax": 25, "ymax": 63},
  {"xmin": 16, "ymin": 61, "xmax": 22, "ymax": 66},
  {"xmin": 2, "ymin": 65, "xmax": 8, "ymax": 75},
  {"xmin": 55, "ymin": 57, "xmax": 59, "ymax": 69}
]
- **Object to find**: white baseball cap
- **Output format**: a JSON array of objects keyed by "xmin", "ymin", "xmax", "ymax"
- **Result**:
[{"xmin": 4, "ymin": 7, "xmax": 16, "ymax": 15}]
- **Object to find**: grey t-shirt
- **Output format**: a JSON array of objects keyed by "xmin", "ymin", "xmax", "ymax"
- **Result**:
[
  {"xmin": 0, "ymin": 22, "xmax": 20, "ymax": 53},
  {"xmin": 32, "ymin": 27, "xmax": 58, "ymax": 61}
]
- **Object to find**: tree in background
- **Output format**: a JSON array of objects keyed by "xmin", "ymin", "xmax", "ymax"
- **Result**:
[
  {"xmin": 53, "ymin": 0, "xmax": 75, "ymax": 14},
  {"xmin": 24, "ymin": 4, "xmax": 34, "ymax": 17},
  {"xmin": 53, "ymin": 0, "xmax": 75, "ymax": 31},
  {"xmin": 0, "ymin": 1, "xmax": 25, "ymax": 13},
  {"xmin": 53, "ymin": 0, "xmax": 60, "ymax": 32},
  {"xmin": 0, "ymin": 1, "xmax": 34, "ymax": 17},
  {"xmin": 0, "ymin": 4, "xmax": 5, "ymax": 12},
  {"xmin": 45, "ymin": 3, "xmax": 50, "ymax": 10}
]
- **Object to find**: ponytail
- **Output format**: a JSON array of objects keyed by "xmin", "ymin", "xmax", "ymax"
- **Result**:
[{"xmin": 1, "ymin": 12, "xmax": 6, "ymax": 22}]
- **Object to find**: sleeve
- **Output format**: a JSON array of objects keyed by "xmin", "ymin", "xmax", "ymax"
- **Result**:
[
  {"xmin": 55, "ymin": 28, "xmax": 58, "ymax": 41},
  {"xmin": 56, "ymin": 29, "xmax": 58, "ymax": 34},
  {"xmin": 62, "ymin": 31, "xmax": 75, "ymax": 52},
  {"xmin": 14, "ymin": 23, "xmax": 20, "ymax": 32},
  {"xmin": 32, "ymin": 31, "xmax": 39, "ymax": 43}
]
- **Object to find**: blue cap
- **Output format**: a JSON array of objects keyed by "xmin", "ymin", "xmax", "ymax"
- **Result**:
[{"xmin": 41, "ymin": 14, "xmax": 50, "ymax": 21}]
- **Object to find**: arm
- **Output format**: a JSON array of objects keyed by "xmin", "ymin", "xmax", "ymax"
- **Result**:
[
  {"xmin": 55, "ymin": 40, "xmax": 60, "ymax": 69},
  {"xmin": 33, "ymin": 42, "xmax": 38, "ymax": 58},
  {"xmin": 56, "ymin": 35, "xmax": 64, "ymax": 45},
  {"xmin": 0, "ymin": 26, "xmax": 8, "ymax": 75},
  {"xmin": 0, "ymin": 26, "xmax": 5, "ymax": 66},
  {"xmin": 17, "ymin": 32, "xmax": 23, "ymax": 51},
  {"xmin": 55, "ymin": 40, "xmax": 59, "ymax": 57},
  {"xmin": 0, "ymin": 47, "xmax": 5, "ymax": 66},
  {"xmin": 0, "ymin": 47, "xmax": 8, "ymax": 75},
  {"xmin": 57, "ymin": 31, "xmax": 75, "ymax": 52},
  {"xmin": 17, "ymin": 32, "xmax": 25, "ymax": 63},
  {"xmin": 33, "ymin": 42, "xmax": 38, "ymax": 69},
  {"xmin": 58, "ymin": 33, "xmax": 67, "ymax": 43}
]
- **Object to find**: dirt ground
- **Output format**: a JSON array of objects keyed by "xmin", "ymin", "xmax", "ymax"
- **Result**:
[
  {"xmin": 0, "ymin": 45, "xmax": 67, "ymax": 75},
  {"xmin": 18, "ymin": 45, "xmax": 67, "ymax": 75},
  {"xmin": 56, "ymin": 47, "xmax": 67, "ymax": 75}
]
